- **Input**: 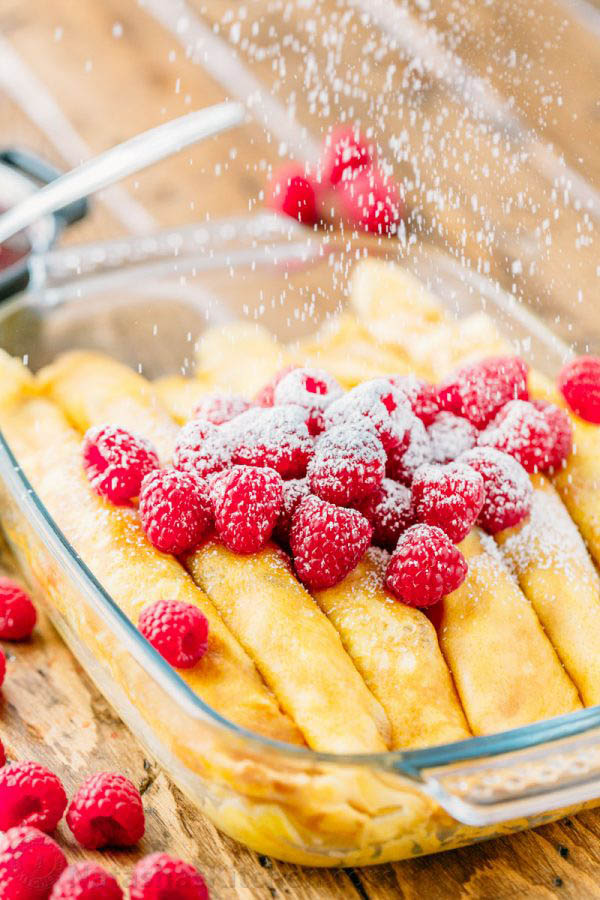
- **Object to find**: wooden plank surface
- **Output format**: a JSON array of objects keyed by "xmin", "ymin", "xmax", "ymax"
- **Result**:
[{"xmin": 1, "ymin": 0, "xmax": 600, "ymax": 896}]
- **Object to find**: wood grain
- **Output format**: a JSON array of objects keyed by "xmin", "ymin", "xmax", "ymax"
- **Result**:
[{"xmin": 1, "ymin": 0, "xmax": 600, "ymax": 896}]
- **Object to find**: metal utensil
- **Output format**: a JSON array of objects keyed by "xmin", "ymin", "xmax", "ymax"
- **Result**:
[{"xmin": 0, "ymin": 101, "xmax": 245, "ymax": 245}]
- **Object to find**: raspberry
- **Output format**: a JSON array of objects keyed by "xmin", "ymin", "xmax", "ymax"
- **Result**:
[
  {"xmin": 386, "ymin": 415, "xmax": 433, "ymax": 485},
  {"xmin": 558, "ymin": 356, "xmax": 600, "ymax": 423},
  {"xmin": 478, "ymin": 399, "xmax": 553, "ymax": 473},
  {"xmin": 0, "ymin": 827, "xmax": 67, "ymax": 900},
  {"xmin": 532, "ymin": 399, "xmax": 573, "ymax": 470},
  {"xmin": 0, "ymin": 762, "xmax": 67, "ymax": 833},
  {"xmin": 321, "ymin": 125, "xmax": 372, "ymax": 186},
  {"xmin": 389, "ymin": 375, "xmax": 440, "ymax": 426},
  {"xmin": 211, "ymin": 466, "xmax": 283, "ymax": 554},
  {"xmin": 273, "ymin": 367, "xmax": 343, "ymax": 435},
  {"xmin": 0, "ymin": 646, "xmax": 5, "ymax": 688},
  {"xmin": 0, "ymin": 579, "xmax": 37, "ymax": 640},
  {"xmin": 82, "ymin": 425, "xmax": 159, "ymax": 504},
  {"xmin": 66, "ymin": 773, "xmax": 144, "ymax": 850},
  {"xmin": 254, "ymin": 365, "xmax": 298, "ymax": 408},
  {"xmin": 192, "ymin": 393, "xmax": 251, "ymax": 426},
  {"xmin": 324, "ymin": 378, "xmax": 410, "ymax": 451},
  {"xmin": 356, "ymin": 478, "xmax": 414, "ymax": 550},
  {"xmin": 224, "ymin": 405, "xmax": 313, "ymax": 478},
  {"xmin": 412, "ymin": 462, "xmax": 485, "ymax": 543},
  {"xmin": 460, "ymin": 447, "xmax": 533, "ymax": 534},
  {"xmin": 173, "ymin": 419, "xmax": 232, "ymax": 479},
  {"xmin": 427, "ymin": 412, "xmax": 478, "ymax": 464},
  {"xmin": 290, "ymin": 495, "xmax": 372, "ymax": 590},
  {"xmin": 385, "ymin": 524, "xmax": 468, "ymax": 606},
  {"xmin": 273, "ymin": 478, "xmax": 311, "ymax": 544},
  {"xmin": 0, "ymin": 738, "xmax": 5, "ymax": 768},
  {"xmin": 268, "ymin": 162, "xmax": 319, "ymax": 225},
  {"xmin": 339, "ymin": 167, "xmax": 403, "ymax": 235},
  {"xmin": 129, "ymin": 853, "xmax": 209, "ymax": 900},
  {"xmin": 50, "ymin": 863, "xmax": 123, "ymax": 900},
  {"xmin": 139, "ymin": 468, "xmax": 212, "ymax": 555},
  {"xmin": 138, "ymin": 599, "xmax": 209, "ymax": 669},
  {"xmin": 308, "ymin": 423, "xmax": 385, "ymax": 505},
  {"xmin": 439, "ymin": 356, "xmax": 529, "ymax": 429}
]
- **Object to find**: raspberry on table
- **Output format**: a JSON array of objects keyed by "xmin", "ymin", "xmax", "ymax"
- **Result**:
[
  {"xmin": 389, "ymin": 375, "xmax": 440, "ymax": 426},
  {"xmin": 558, "ymin": 355, "xmax": 600, "ymax": 423},
  {"xmin": 412, "ymin": 462, "xmax": 485, "ymax": 543},
  {"xmin": 139, "ymin": 468, "xmax": 213, "ymax": 555},
  {"xmin": 0, "ymin": 762, "xmax": 67, "ymax": 833},
  {"xmin": 356, "ymin": 478, "xmax": 414, "ymax": 550},
  {"xmin": 129, "ymin": 852, "xmax": 209, "ymax": 900},
  {"xmin": 321, "ymin": 124, "xmax": 372, "ymax": 186},
  {"xmin": 386, "ymin": 414, "xmax": 433, "ymax": 485},
  {"xmin": 138, "ymin": 599, "xmax": 209, "ymax": 669},
  {"xmin": 324, "ymin": 378, "xmax": 411, "ymax": 451},
  {"xmin": 173, "ymin": 419, "xmax": 232, "ymax": 480},
  {"xmin": 192, "ymin": 392, "xmax": 251, "ymax": 425},
  {"xmin": 0, "ymin": 578, "xmax": 37, "ymax": 640},
  {"xmin": 385, "ymin": 524, "xmax": 468, "ymax": 607},
  {"xmin": 531, "ymin": 399, "xmax": 573, "ymax": 471},
  {"xmin": 82, "ymin": 424, "xmax": 159, "ymax": 504},
  {"xmin": 66, "ymin": 772, "xmax": 145, "ymax": 850},
  {"xmin": 460, "ymin": 446, "xmax": 533, "ymax": 534},
  {"xmin": 274, "ymin": 366, "xmax": 343, "ymax": 435},
  {"xmin": 439, "ymin": 355, "xmax": 529, "ymax": 429},
  {"xmin": 273, "ymin": 478, "xmax": 312, "ymax": 544},
  {"xmin": 478, "ymin": 399, "xmax": 553, "ymax": 473},
  {"xmin": 308, "ymin": 422, "xmax": 386, "ymax": 505},
  {"xmin": 0, "ymin": 646, "xmax": 5, "ymax": 688},
  {"xmin": 268, "ymin": 162, "xmax": 319, "ymax": 225},
  {"xmin": 0, "ymin": 826, "xmax": 67, "ymax": 900},
  {"xmin": 427, "ymin": 411, "xmax": 478, "ymax": 464},
  {"xmin": 254, "ymin": 365, "xmax": 299, "ymax": 408},
  {"xmin": 339, "ymin": 167, "xmax": 403, "ymax": 235},
  {"xmin": 290, "ymin": 495, "xmax": 372, "ymax": 590},
  {"xmin": 50, "ymin": 862, "xmax": 123, "ymax": 900},
  {"xmin": 211, "ymin": 465, "xmax": 283, "ymax": 554},
  {"xmin": 224, "ymin": 405, "xmax": 314, "ymax": 479}
]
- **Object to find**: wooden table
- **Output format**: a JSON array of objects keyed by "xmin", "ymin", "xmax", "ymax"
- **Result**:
[{"xmin": 1, "ymin": 1, "xmax": 600, "ymax": 896}]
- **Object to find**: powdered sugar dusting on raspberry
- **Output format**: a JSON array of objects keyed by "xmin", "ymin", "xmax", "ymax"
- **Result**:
[
  {"xmin": 174, "ymin": 418, "xmax": 232, "ymax": 479},
  {"xmin": 308, "ymin": 422, "xmax": 386, "ymax": 505},
  {"xmin": 224, "ymin": 405, "xmax": 313, "ymax": 478},
  {"xmin": 428, "ymin": 412, "xmax": 478, "ymax": 464},
  {"xmin": 274, "ymin": 367, "xmax": 343, "ymax": 434},
  {"xmin": 478, "ymin": 400, "xmax": 552, "ymax": 473},
  {"xmin": 387, "ymin": 414, "xmax": 433, "ymax": 484},
  {"xmin": 324, "ymin": 378, "xmax": 410, "ymax": 449}
]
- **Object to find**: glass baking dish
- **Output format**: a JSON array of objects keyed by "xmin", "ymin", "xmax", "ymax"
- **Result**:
[{"xmin": 1, "ymin": 213, "xmax": 600, "ymax": 867}]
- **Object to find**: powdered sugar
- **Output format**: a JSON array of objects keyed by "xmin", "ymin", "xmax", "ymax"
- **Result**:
[
  {"xmin": 274, "ymin": 367, "xmax": 343, "ymax": 435},
  {"xmin": 427, "ymin": 412, "xmax": 478, "ymax": 464},
  {"xmin": 223, "ymin": 404, "xmax": 314, "ymax": 478}
]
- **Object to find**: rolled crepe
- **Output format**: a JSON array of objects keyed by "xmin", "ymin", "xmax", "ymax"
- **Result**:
[
  {"xmin": 440, "ymin": 530, "xmax": 581, "ymax": 735},
  {"xmin": 314, "ymin": 548, "xmax": 471, "ymax": 749},
  {"xmin": 0, "ymin": 352, "xmax": 302, "ymax": 745}
]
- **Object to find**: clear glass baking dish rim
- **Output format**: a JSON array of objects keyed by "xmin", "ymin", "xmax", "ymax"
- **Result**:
[{"xmin": 1, "ymin": 217, "xmax": 599, "ymax": 828}]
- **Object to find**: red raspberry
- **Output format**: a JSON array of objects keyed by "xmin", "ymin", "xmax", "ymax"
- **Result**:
[
  {"xmin": 0, "ymin": 578, "xmax": 37, "ymax": 640},
  {"xmin": 254, "ymin": 365, "xmax": 298, "ymax": 408},
  {"xmin": 129, "ymin": 852, "xmax": 209, "ymax": 900},
  {"xmin": 427, "ymin": 412, "xmax": 478, "ymax": 464},
  {"xmin": 356, "ymin": 478, "xmax": 414, "ymax": 550},
  {"xmin": 290, "ymin": 495, "xmax": 372, "ymax": 590},
  {"xmin": 0, "ymin": 827, "xmax": 67, "ymax": 900},
  {"xmin": 50, "ymin": 863, "xmax": 123, "ymax": 900},
  {"xmin": 0, "ymin": 646, "xmax": 5, "ymax": 688},
  {"xmin": 558, "ymin": 356, "xmax": 600, "ymax": 423},
  {"xmin": 211, "ymin": 466, "xmax": 283, "ymax": 554},
  {"xmin": 82, "ymin": 425, "xmax": 159, "ymax": 504},
  {"xmin": 66, "ymin": 773, "xmax": 144, "ymax": 850},
  {"xmin": 389, "ymin": 375, "xmax": 440, "ymax": 426},
  {"xmin": 324, "ymin": 378, "xmax": 411, "ymax": 451},
  {"xmin": 0, "ymin": 738, "xmax": 5, "ymax": 767},
  {"xmin": 224, "ymin": 406, "xmax": 313, "ymax": 478},
  {"xmin": 192, "ymin": 393, "xmax": 251, "ymax": 425},
  {"xmin": 321, "ymin": 125, "xmax": 372, "ymax": 186},
  {"xmin": 308, "ymin": 423, "xmax": 385, "ymax": 505},
  {"xmin": 386, "ymin": 415, "xmax": 433, "ymax": 485},
  {"xmin": 478, "ymin": 399, "xmax": 553, "ymax": 473},
  {"xmin": 412, "ymin": 462, "xmax": 485, "ymax": 543},
  {"xmin": 532, "ymin": 399, "xmax": 573, "ymax": 470},
  {"xmin": 268, "ymin": 162, "xmax": 319, "ymax": 225},
  {"xmin": 139, "ymin": 468, "xmax": 212, "ymax": 555},
  {"xmin": 274, "ymin": 367, "xmax": 343, "ymax": 435},
  {"xmin": 385, "ymin": 524, "xmax": 468, "ymax": 606},
  {"xmin": 0, "ymin": 762, "xmax": 67, "ymax": 833},
  {"xmin": 339, "ymin": 167, "xmax": 404, "ymax": 235},
  {"xmin": 460, "ymin": 447, "xmax": 533, "ymax": 534},
  {"xmin": 138, "ymin": 599, "xmax": 209, "ymax": 669},
  {"xmin": 273, "ymin": 478, "xmax": 311, "ymax": 544},
  {"xmin": 439, "ymin": 356, "xmax": 529, "ymax": 429},
  {"xmin": 173, "ymin": 419, "xmax": 232, "ymax": 479}
]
